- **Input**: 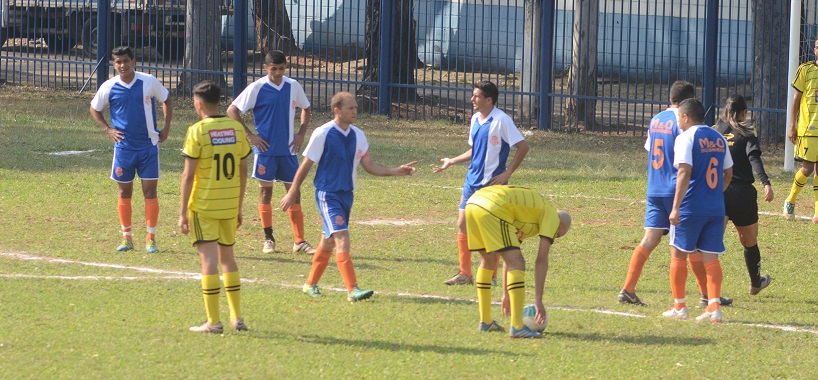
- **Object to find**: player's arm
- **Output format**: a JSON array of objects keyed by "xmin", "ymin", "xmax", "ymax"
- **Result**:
[
  {"xmin": 178, "ymin": 157, "xmax": 197, "ymax": 235},
  {"xmin": 360, "ymin": 153, "xmax": 417, "ymax": 177},
  {"xmin": 280, "ymin": 158, "xmax": 315, "ymax": 211},
  {"xmin": 669, "ymin": 163, "xmax": 692, "ymax": 226},
  {"xmin": 433, "ymin": 148, "xmax": 472, "ymax": 173},
  {"xmin": 788, "ymin": 89, "xmax": 803, "ymax": 145},
  {"xmin": 489, "ymin": 140, "xmax": 529, "ymax": 185},
  {"xmin": 227, "ymin": 104, "xmax": 269, "ymax": 152},
  {"xmin": 291, "ymin": 107, "xmax": 312, "ymax": 152},
  {"xmin": 238, "ymin": 156, "xmax": 248, "ymax": 228},
  {"xmin": 532, "ymin": 236, "xmax": 552, "ymax": 324},
  {"xmin": 723, "ymin": 167, "xmax": 733, "ymax": 192},
  {"xmin": 159, "ymin": 97, "xmax": 173, "ymax": 143}
]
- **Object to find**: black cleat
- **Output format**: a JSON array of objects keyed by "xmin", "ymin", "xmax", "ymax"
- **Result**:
[{"xmin": 618, "ymin": 289, "xmax": 647, "ymax": 306}]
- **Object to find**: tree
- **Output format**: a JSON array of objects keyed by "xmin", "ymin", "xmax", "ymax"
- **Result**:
[
  {"xmin": 182, "ymin": 1, "xmax": 223, "ymax": 94},
  {"xmin": 563, "ymin": 0, "xmax": 598, "ymax": 131},
  {"xmin": 752, "ymin": 0, "xmax": 789, "ymax": 144},
  {"xmin": 358, "ymin": 0, "xmax": 420, "ymax": 111},
  {"xmin": 253, "ymin": 0, "xmax": 298, "ymax": 54}
]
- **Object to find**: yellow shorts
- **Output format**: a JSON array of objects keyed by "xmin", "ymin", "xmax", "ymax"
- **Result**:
[
  {"xmin": 187, "ymin": 210, "xmax": 238, "ymax": 246},
  {"xmin": 465, "ymin": 204, "xmax": 521, "ymax": 253},
  {"xmin": 795, "ymin": 136, "xmax": 818, "ymax": 163}
]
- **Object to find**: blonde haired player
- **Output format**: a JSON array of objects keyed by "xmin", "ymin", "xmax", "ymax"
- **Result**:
[
  {"xmin": 179, "ymin": 81, "xmax": 252, "ymax": 333},
  {"xmin": 465, "ymin": 185, "xmax": 571, "ymax": 338}
]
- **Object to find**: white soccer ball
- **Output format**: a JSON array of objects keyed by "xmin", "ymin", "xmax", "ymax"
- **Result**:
[{"xmin": 522, "ymin": 304, "xmax": 549, "ymax": 332}]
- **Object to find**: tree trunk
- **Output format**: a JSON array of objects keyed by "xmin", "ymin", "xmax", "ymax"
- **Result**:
[
  {"xmin": 253, "ymin": 0, "xmax": 299, "ymax": 54},
  {"xmin": 521, "ymin": 0, "xmax": 543, "ymax": 122},
  {"xmin": 182, "ymin": 1, "xmax": 223, "ymax": 95},
  {"xmin": 359, "ymin": 0, "xmax": 419, "ymax": 110},
  {"xmin": 752, "ymin": 0, "xmax": 789, "ymax": 145},
  {"xmin": 563, "ymin": 0, "xmax": 598, "ymax": 131}
]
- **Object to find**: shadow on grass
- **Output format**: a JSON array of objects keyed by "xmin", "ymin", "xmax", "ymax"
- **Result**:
[
  {"xmin": 246, "ymin": 332, "xmax": 530, "ymax": 357},
  {"xmin": 549, "ymin": 331, "xmax": 714, "ymax": 346}
]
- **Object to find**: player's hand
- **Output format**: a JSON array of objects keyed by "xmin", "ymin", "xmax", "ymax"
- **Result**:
[
  {"xmin": 534, "ymin": 300, "xmax": 547, "ymax": 325},
  {"xmin": 290, "ymin": 132, "xmax": 306, "ymax": 153},
  {"xmin": 488, "ymin": 170, "xmax": 511, "ymax": 185},
  {"xmin": 178, "ymin": 215, "xmax": 189, "ymax": 235},
  {"xmin": 398, "ymin": 161, "xmax": 418, "ymax": 176},
  {"xmin": 280, "ymin": 190, "xmax": 298, "ymax": 211},
  {"xmin": 433, "ymin": 158, "xmax": 453, "ymax": 173},
  {"xmin": 788, "ymin": 125, "xmax": 797, "ymax": 145},
  {"xmin": 669, "ymin": 209, "xmax": 680, "ymax": 226},
  {"xmin": 158, "ymin": 127, "xmax": 170, "ymax": 143},
  {"xmin": 501, "ymin": 294, "xmax": 511, "ymax": 316},
  {"xmin": 105, "ymin": 127, "xmax": 124, "ymax": 143},
  {"xmin": 248, "ymin": 133, "xmax": 270, "ymax": 153},
  {"xmin": 763, "ymin": 184, "xmax": 774, "ymax": 202},
  {"xmin": 237, "ymin": 213, "xmax": 243, "ymax": 229}
]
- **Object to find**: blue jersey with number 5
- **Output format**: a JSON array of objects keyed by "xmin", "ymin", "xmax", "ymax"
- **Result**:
[{"xmin": 645, "ymin": 108, "xmax": 681, "ymax": 197}]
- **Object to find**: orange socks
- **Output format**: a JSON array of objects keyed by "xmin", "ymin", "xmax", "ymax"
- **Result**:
[
  {"xmin": 117, "ymin": 196, "xmax": 132, "ymax": 238},
  {"xmin": 288, "ymin": 204, "xmax": 306, "ymax": 243},
  {"xmin": 688, "ymin": 253, "xmax": 708, "ymax": 295},
  {"xmin": 704, "ymin": 259, "xmax": 723, "ymax": 312},
  {"xmin": 670, "ymin": 257, "xmax": 687, "ymax": 308},
  {"xmin": 623, "ymin": 245, "xmax": 650, "ymax": 292},
  {"xmin": 457, "ymin": 233, "xmax": 472, "ymax": 277},
  {"xmin": 306, "ymin": 247, "xmax": 332, "ymax": 286},
  {"xmin": 144, "ymin": 197, "xmax": 158, "ymax": 242},
  {"xmin": 258, "ymin": 203, "xmax": 273, "ymax": 229},
  {"xmin": 336, "ymin": 251, "xmax": 357, "ymax": 292}
]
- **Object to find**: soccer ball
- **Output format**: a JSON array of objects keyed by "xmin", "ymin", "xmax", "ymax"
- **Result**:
[{"xmin": 522, "ymin": 304, "xmax": 549, "ymax": 332}]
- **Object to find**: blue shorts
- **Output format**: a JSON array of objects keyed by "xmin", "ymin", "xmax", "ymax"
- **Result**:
[
  {"xmin": 253, "ymin": 154, "xmax": 298, "ymax": 183},
  {"xmin": 669, "ymin": 215, "xmax": 726, "ymax": 254},
  {"xmin": 459, "ymin": 184, "xmax": 483, "ymax": 210},
  {"xmin": 644, "ymin": 196, "xmax": 673, "ymax": 230},
  {"xmin": 315, "ymin": 189, "xmax": 354, "ymax": 238},
  {"xmin": 111, "ymin": 145, "xmax": 159, "ymax": 183}
]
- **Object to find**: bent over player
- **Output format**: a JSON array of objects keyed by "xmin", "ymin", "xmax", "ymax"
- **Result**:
[
  {"xmin": 466, "ymin": 185, "xmax": 571, "ymax": 338},
  {"xmin": 179, "ymin": 81, "xmax": 252, "ymax": 333},
  {"xmin": 90, "ymin": 46, "xmax": 173, "ymax": 253}
]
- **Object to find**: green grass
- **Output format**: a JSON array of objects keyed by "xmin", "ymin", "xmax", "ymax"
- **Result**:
[{"xmin": 1, "ymin": 88, "xmax": 817, "ymax": 379}]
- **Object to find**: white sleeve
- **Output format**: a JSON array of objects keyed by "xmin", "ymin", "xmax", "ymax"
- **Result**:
[
  {"xmin": 302, "ymin": 127, "xmax": 327, "ymax": 163},
  {"xmin": 644, "ymin": 134, "xmax": 651, "ymax": 151},
  {"xmin": 291, "ymin": 81, "xmax": 311, "ymax": 110},
  {"xmin": 673, "ymin": 130, "xmax": 694, "ymax": 168},
  {"xmin": 499, "ymin": 115, "xmax": 525, "ymax": 146},
  {"xmin": 148, "ymin": 76, "xmax": 169, "ymax": 102},
  {"xmin": 90, "ymin": 81, "xmax": 111, "ymax": 111},
  {"xmin": 230, "ymin": 82, "xmax": 260, "ymax": 114}
]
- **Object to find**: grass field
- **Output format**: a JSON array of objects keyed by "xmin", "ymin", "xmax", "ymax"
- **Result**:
[{"xmin": 1, "ymin": 88, "xmax": 817, "ymax": 379}]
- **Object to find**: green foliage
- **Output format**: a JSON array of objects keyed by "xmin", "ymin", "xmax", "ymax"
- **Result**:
[{"xmin": 0, "ymin": 89, "xmax": 815, "ymax": 379}]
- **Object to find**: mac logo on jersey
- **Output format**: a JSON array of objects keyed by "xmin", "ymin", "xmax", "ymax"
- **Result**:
[
  {"xmin": 209, "ymin": 129, "xmax": 237, "ymax": 145},
  {"xmin": 490, "ymin": 135, "xmax": 500, "ymax": 146},
  {"xmin": 697, "ymin": 136, "xmax": 725, "ymax": 153}
]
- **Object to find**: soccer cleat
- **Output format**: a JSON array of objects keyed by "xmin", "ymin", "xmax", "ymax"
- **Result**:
[
  {"xmin": 699, "ymin": 295, "xmax": 733, "ymax": 307},
  {"xmin": 618, "ymin": 289, "xmax": 647, "ymax": 306},
  {"xmin": 784, "ymin": 201, "xmax": 795, "ymax": 220},
  {"xmin": 347, "ymin": 286, "xmax": 374, "ymax": 302},
  {"xmin": 302, "ymin": 283, "xmax": 323, "ymax": 298},
  {"xmin": 661, "ymin": 306, "xmax": 689, "ymax": 320},
  {"xmin": 443, "ymin": 273, "xmax": 474, "ymax": 286},
  {"xmin": 189, "ymin": 321, "xmax": 224, "ymax": 333},
  {"xmin": 262, "ymin": 239, "xmax": 276, "ymax": 254},
  {"xmin": 478, "ymin": 320, "xmax": 506, "ymax": 333},
  {"xmin": 231, "ymin": 318, "xmax": 248, "ymax": 331},
  {"xmin": 509, "ymin": 325, "xmax": 543, "ymax": 339},
  {"xmin": 293, "ymin": 241, "xmax": 317, "ymax": 255},
  {"xmin": 695, "ymin": 308, "xmax": 723, "ymax": 323},
  {"xmin": 750, "ymin": 274, "xmax": 772, "ymax": 295},
  {"xmin": 115, "ymin": 238, "xmax": 134, "ymax": 252},
  {"xmin": 145, "ymin": 239, "xmax": 159, "ymax": 253}
]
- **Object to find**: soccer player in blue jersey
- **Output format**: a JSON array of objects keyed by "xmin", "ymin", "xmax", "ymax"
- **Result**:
[
  {"xmin": 434, "ymin": 80, "xmax": 529, "ymax": 286},
  {"xmin": 179, "ymin": 81, "xmax": 252, "ymax": 333},
  {"xmin": 228, "ymin": 50, "xmax": 315, "ymax": 256},
  {"xmin": 663, "ymin": 99, "xmax": 733, "ymax": 323},
  {"xmin": 280, "ymin": 92, "xmax": 417, "ymax": 302},
  {"xmin": 89, "ymin": 46, "xmax": 173, "ymax": 253}
]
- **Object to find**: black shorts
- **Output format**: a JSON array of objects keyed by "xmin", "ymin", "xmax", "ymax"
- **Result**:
[{"xmin": 724, "ymin": 182, "xmax": 758, "ymax": 227}]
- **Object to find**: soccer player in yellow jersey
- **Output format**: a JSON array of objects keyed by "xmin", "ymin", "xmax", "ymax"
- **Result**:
[
  {"xmin": 465, "ymin": 185, "xmax": 571, "ymax": 338},
  {"xmin": 179, "ymin": 81, "xmax": 252, "ymax": 333},
  {"xmin": 786, "ymin": 37, "xmax": 818, "ymax": 222}
]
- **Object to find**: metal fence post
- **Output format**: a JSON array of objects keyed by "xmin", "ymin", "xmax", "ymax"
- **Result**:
[
  {"xmin": 703, "ymin": 0, "xmax": 719, "ymax": 125},
  {"xmin": 539, "ymin": 0, "xmax": 556, "ymax": 130},
  {"xmin": 96, "ymin": 0, "xmax": 110, "ymax": 87},
  {"xmin": 233, "ymin": 0, "xmax": 248, "ymax": 98},
  {"xmin": 377, "ymin": 0, "xmax": 394, "ymax": 116}
]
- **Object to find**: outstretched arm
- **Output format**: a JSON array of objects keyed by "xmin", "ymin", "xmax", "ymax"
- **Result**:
[
  {"xmin": 360, "ymin": 154, "xmax": 417, "ymax": 176},
  {"xmin": 433, "ymin": 149, "xmax": 472, "ymax": 173}
]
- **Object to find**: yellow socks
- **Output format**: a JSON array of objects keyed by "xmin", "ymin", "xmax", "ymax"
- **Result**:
[
  {"xmin": 223, "ymin": 271, "xmax": 241, "ymax": 322},
  {"xmin": 201, "ymin": 274, "xmax": 221, "ymax": 325},
  {"xmin": 787, "ymin": 169, "xmax": 808, "ymax": 203},
  {"xmin": 507, "ymin": 270, "xmax": 525, "ymax": 330},
  {"xmin": 475, "ymin": 267, "xmax": 494, "ymax": 324}
]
